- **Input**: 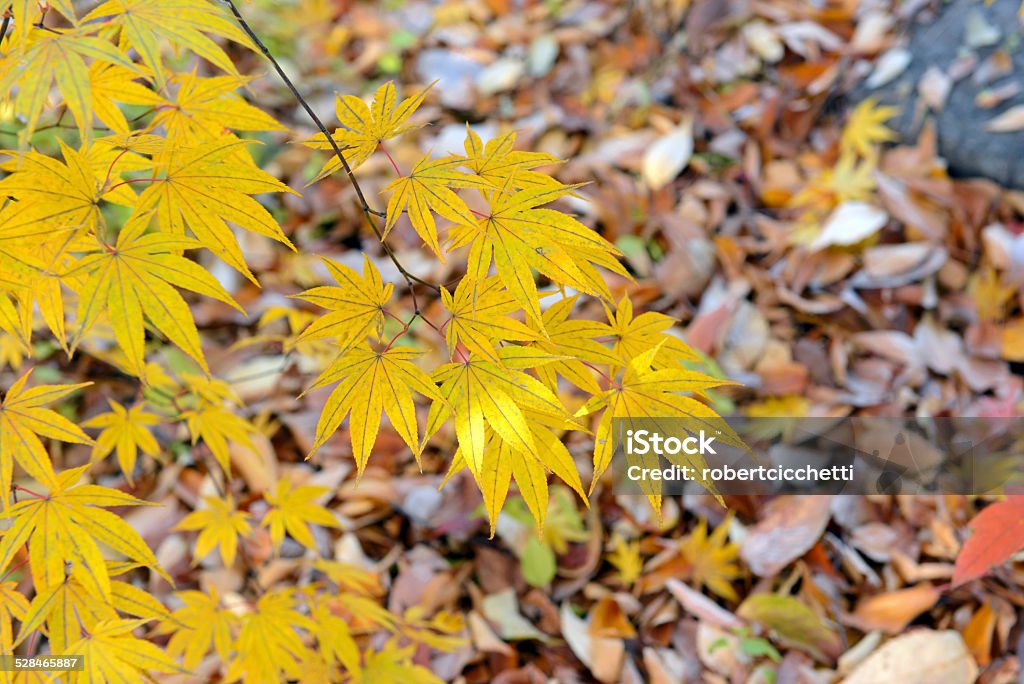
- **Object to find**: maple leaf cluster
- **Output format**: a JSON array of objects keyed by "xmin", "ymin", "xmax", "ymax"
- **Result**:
[{"xmin": 0, "ymin": 0, "xmax": 735, "ymax": 681}]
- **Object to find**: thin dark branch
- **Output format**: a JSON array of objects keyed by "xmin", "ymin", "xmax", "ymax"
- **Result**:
[
  {"xmin": 0, "ymin": 15, "xmax": 10, "ymax": 46},
  {"xmin": 220, "ymin": 0, "xmax": 439, "ymax": 297}
]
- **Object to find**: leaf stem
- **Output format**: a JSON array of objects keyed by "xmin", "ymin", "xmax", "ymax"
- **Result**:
[
  {"xmin": 219, "ymin": 0, "xmax": 439, "ymax": 297},
  {"xmin": 13, "ymin": 484, "xmax": 45, "ymax": 499},
  {"xmin": 0, "ymin": 556, "xmax": 29, "ymax": 583},
  {"xmin": 380, "ymin": 143, "xmax": 403, "ymax": 177},
  {"xmin": 105, "ymin": 177, "xmax": 161, "ymax": 194},
  {"xmin": 581, "ymin": 360, "xmax": 619, "ymax": 389},
  {"xmin": 102, "ymin": 148, "xmax": 130, "ymax": 192}
]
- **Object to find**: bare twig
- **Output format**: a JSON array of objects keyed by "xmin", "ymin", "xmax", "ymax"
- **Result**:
[{"xmin": 220, "ymin": 0, "xmax": 439, "ymax": 300}]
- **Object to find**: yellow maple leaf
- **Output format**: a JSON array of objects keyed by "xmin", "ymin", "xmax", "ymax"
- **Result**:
[
  {"xmin": 426, "ymin": 347, "xmax": 586, "ymax": 531},
  {"xmin": 66, "ymin": 618, "xmax": 187, "ymax": 683},
  {"xmin": 225, "ymin": 590, "xmax": 316, "ymax": 684},
  {"xmin": 88, "ymin": 62, "xmax": 163, "ymax": 135},
  {"xmin": 0, "ymin": 581, "xmax": 29, "ymax": 655},
  {"xmin": 83, "ymin": 399, "xmax": 162, "ymax": 484},
  {"xmin": 607, "ymin": 533, "xmax": 643, "ymax": 586},
  {"xmin": 305, "ymin": 80, "xmax": 432, "ymax": 180},
  {"xmin": 441, "ymin": 276, "xmax": 539, "ymax": 367},
  {"xmin": 68, "ymin": 209, "xmax": 244, "ymax": 378},
  {"xmin": 15, "ymin": 576, "xmax": 116, "ymax": 656},
  {"xmin": 261, "ymin": 479, "xmax": 340, "ymax": 551},
  {"xmin": 310, "ymin": 600, "xmax": 360, "ymax": 672},
  {"xmin": 970, "ymin": 267, "xmax": 1016, "ymax": 322},
  {"xmin": 131, "ymin": 138, "xmax": 296, "ymax": 284},
  {"xmin": 182, "ymin": 399, "xmax": 259, "ymax": 475},
  {"xmin": 355, "ymin": 641, "xmax": 445, "ymax": 684},
  {"xmin": 176, "ymin": 494, "xmax": 252, "ymax": 566},
  {"xmin": 841, "ymin": 98, "xmax": 898, "ymax": 159},
  {"xmin": 576, "ymin": 344, "xmax": 742, "ymax": 511},
  {"xmin": 160, "ymin": 588, "xmax": 238, "ymax": 671},
  {"xmin": 291, "ymin": 255, "xmax": 393, "ymax": 349},
  {"xmin": 0, "ymin": 141, "xmax": 104, "ymax": 239},
  {"xmin": 0, "ymin": 370, "xmax": 92, "ymax": 511},
  {"xmin": 789, "ymin": 151, "xmax": 877, "ymax": 213},
  {"xmin": 450, "ymin": 182, "xmax": 628, "ymax": 323},
  {"xmin": 461, "ymin": 127, "xmax": 562, "ymax": 191},
  {"xmin": 529, "ymin": 294, "xmax": 619, "ymax": 395},
  {"xmin": 0, "ymin": 464, "xmax": 167, "ymax": 601},
  {"xmin": 678, "ymin": 515, "xmax": 742, "ymax": 600},
  {"xmin": 0, "ymin": 25, "xmax": 138, "ymax": 143},
  {"xmin": 154, "ymin": 72, "xmax": 289, "ymax": 145},
  {"xmin": 84, "ymin": 0, "xmax": 256, "ymax": 88},
  {"xmin": 305, "ymin": 344, "xmax": 442, "ymax": 471},
  {"xmin": 605, "ymin": 294, "xmax": 700, "ymax": 370},
  {"xmin": 424, "ymin": 347, "xmax": 569, "ymax": 478},
  {"xmin": 382, "ymin": 156, "xmax": 491, "ymax": 258}
]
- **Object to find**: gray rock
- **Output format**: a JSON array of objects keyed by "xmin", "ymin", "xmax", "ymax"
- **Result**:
[{"xmin": 853, "ymin": 0, "xmax": 1024, "ymax": 188}]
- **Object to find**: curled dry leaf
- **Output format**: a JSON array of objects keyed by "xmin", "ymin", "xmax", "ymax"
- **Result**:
[
  {"xmin": 844, "ymin": 583, "xmax": 940, "ymax": 634},
  {"xmin": 811, "ymin": 202, "xmax": 888, "ymax": 251},
  {"xmin": 642, "ymin": 117, "xmax": 694, "ymax": 190},
  {"xmin": 740, "ymin": 495, "xmax": 832, "ymax": 577}
]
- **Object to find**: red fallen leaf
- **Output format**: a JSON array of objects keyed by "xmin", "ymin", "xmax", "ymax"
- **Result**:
[{"xmin": 952, "ymin": 495, "xmax": 1024, "ymax": 586}]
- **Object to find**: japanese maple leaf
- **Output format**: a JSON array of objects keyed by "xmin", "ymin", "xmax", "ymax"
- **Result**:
[
  {"xmin": 66, "ymin": 619, "xmax": 188, "ymax": 683},
  {"xmin": 0, "ymin": 141, "xmax": 104, "ymax": 240},
  {"xmin": 0, "ymin": 25, "xmax": 137, "ymax": 143},
  {"xmin": 306, "ymin": 345, "xmax": 442, "ymax": 473},
  {"xmin": 83, "ymin": 399, "xmax": 161, "ymax": 484},
  {"xmin": 88, "ymin": 62, "xmax": 163, "ymax": 135},
  {"xmin": 69, "ymin": 210, "xmax": 244, "ymax": 379},
  {"xmin": 382, "ymin": 156, "xmax": 490, "ymax": 258},
  {"xmin": 261, "ymin": 479, "xmax": 341, "ymax": 551},
  {"xmin": 176, "ymin": 494, "xmax": 252, "ymax": 567},
  {"xmin": 953, "ymin": 495, "xmax": 1024, "ymax": 586},
  {"xmin": 529, "ymin": 294, "xmax": 619, "ymax": 395},
  {"xmin": 153, "ymin": 73, "xmax": 288, "ymax": 145},
  {"xmin": 448, "ymin": 423, "xmax": 586, "ymax": 534},
  {"xmin": 605, "ymin": 294, "xmax": 702, "ymax": 370},
  {"xmin": 449, "ymin": 182, "xmax": 629, "ymax": 323},
  {"xmin": 134, "ymin": 138, "xmax": 296, "ymax": 283},
  {"xmin": 15, "ymin": 577, "xmax": 112, "ymax": 657},
  {"xmin": 424, "ymin": 347, "xmax": 577, "ymax": 486},
  {"xmin": 358, "ymin": 641, "xmax": 448, "ymax": 684},
  {"xmin": 84, "ymin": 0, "xmax": 256, "ymax": 88},
  {"xmin": 306, "ymin": 81, "xmax": 433, "ymax": 181},
  {"xmin": 461, "ymin": 127, "xmax": 561, "ymax": 191},
  {"xmin": 160, "ymin": 589, "xmax": 238, "ymax": 671},
  {"xmin": 674, "ymin": 516, "xmax": 741, "ymax": 600},
  {"xmin": 0, "ymin": 465, "xmax": 167, "ymax": 601},
  {"xmin": 0, "ymin": 581, "xmax": 29, "ymax": 656},
  {"xmin": 841, "ymin": 98, "xmax": 898, "ymax": 159},
  {"xmin": 441, "ymin": 276, "xmax": 538, "ymax": 367},
  {"xmin": 224, "ymin": 590, "xmax": 316, "ymax": 684},
  {"xmin": 291, "ymin": 255, "xmax": 393, "ymax": 349},
  {"xmin": 0, "ymin": 370, "xmax": 92, "ymax": 511},
  {"xmin": 15, "ymin": 573, "xmax": 171, "ymax": 658},
  {"xmin": 7, "ymin": 0, "xmax": 78, "ymax": 46},
  {"xmin": 576, "ymin": 344, "xmax": 743, "ymax": 512},
  {"xmin": 182, "ymin": 400, "xmax": 259, "ymax": 475}
]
